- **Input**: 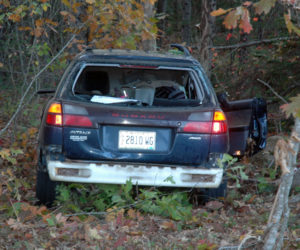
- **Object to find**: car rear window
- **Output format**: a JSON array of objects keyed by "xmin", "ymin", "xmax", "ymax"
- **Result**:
[{"xmin": 72, "ymin": 65, "xmax": 203, "ymax": 107}]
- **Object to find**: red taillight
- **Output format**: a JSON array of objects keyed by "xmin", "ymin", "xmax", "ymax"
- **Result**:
[
  {"xmin": 182, "ymin": 122, "xmax": 212, "ymax": 133},
  {"xmin": 182, "ymin": 111, "xmax": 227, "ymax": 134},
  {"xmin": 212, "ymin": 110, "xmax": 227, "ymax": 134},
  {"xmin": 46, "ymin": 103, "xmax": 92, "ymax": 128},
  {"xmin": 46, "ymin": 103, "xmax": 63, "ymax": 126},
  {"xmin": 46, "ymin": 113, "xmax": 62, "ymax": 126},
  {"xmin": 63, "ymin": 115, "xmax": 92, "ymax": 127},
  {"xmin": 212, "ymin": 121, "xmax": 227, "ymax": 133}
]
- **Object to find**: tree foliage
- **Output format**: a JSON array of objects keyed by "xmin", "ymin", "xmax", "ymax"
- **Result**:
[{"xmin": 211, "ymin": 0, "xmax": 300, "ymax": 118}]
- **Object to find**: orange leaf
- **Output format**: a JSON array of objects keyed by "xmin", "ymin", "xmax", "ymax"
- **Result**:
[
  {"xmin": 127, "ymin": 231, "xmax": 142, "ymax": 236},
  {"xmin": 223, "ymin": 9, "xmax": 241, "ymax": 29},
  {"xmin": 35, "ymin": 19, "xmax": 43, "ymax": 27},
  {"xmin": 25, "ymin": 233, "xmax": 33, "ymax": 239},
  {"xmin": 243, "ymin": 1, "xmax": 252, "ymax": 7},
  {"xmin": 239, "ymin": 8, "xmax": 253, "ymax": 34},
  {"xmin": 127, "ymin": 208, "xmax": 136, "ymax": 219},
  {"xmin": 211, "ymin": 8, "xmax": 232, "ymax": 17},
  {"xmin": 8, "ymin": 14, "xmax": 21, "ymax": 23},
  {"xmin": 160, "ymin": 221, "xmax": 176, "ymax": 231},
  {"xmin": 18, "ymin": 26, "xmax": 32, "ymax": 31}
]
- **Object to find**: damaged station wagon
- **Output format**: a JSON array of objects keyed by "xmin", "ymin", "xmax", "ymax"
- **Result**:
[{"xmin": 37, "ymin": 45, "xmax": 267, "ymax": 205}]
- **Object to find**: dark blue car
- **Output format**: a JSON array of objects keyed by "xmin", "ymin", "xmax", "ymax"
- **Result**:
[{"xmin": 36, "ymin": 46, "xmax": 267, "ymax": 205}]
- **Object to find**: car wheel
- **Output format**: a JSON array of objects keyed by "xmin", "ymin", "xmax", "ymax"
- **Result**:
[{"xmin": 36, "ymin": 168, "xmax": 57, "ymax": 207}]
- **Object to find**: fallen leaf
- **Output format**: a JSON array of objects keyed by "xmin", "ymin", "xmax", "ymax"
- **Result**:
[
  {"xmin": 160, "ymin": 221, "xmax": 176, "ymax": 231},
  {"xmin": 127, "ymin": 231, "xmax": 143, "ymax": 236},
  {"xmin": 205, "ymin": 200, "xmax": 224, "ymax": 210},
  {"xmin": 88, "ymin": 227, "xmax": 102, "ymax": 240},
  {"xmin": 127, "ymin": 208, "xmax": 136, "ymax": 219},
  {"xmin": 25, "ymin": 233, "xmax": 33, "ymax": 239}
]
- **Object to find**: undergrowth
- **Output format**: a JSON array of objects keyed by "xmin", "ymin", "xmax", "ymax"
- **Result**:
[{"xmin": 55, "ymin": 180, "xmax": 193, "ymax": 222}]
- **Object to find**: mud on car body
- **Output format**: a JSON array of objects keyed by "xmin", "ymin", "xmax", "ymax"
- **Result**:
[{"xmin": 36, "ymin": 45, "xmax": 267, "ymax": 205}]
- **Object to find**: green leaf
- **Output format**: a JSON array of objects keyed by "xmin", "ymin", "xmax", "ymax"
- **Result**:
[
  {"xmin": 46, "ymin": 216, "xmax": 56, "ymax": 227},
  {"xmin": 112, "ymin": 194, "xmax": 124, "ymax": 204},
  {"xmin": 253, "ymin": 0, "xmax": 276, "ymax": 15},
  {"xmin": 240, "ymin": 170, "xmax": 249, "ymax": 180},
  {"xmin": 281, "ymin": 94, "xmax": 300, "ymax": 118},
  {"xmin": 163, "ymin": 175, "xmax": 176, "ymax": 184}
]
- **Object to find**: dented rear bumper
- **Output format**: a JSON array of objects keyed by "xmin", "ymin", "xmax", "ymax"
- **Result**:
[{"xmin": 47, "ymin": 159, "xmax": 224, "ymax": 188}]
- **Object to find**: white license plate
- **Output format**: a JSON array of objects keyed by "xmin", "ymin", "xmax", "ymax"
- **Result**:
[{"xmin": 118, "ymin": 130, "xmax": 156, "ymax": 150}]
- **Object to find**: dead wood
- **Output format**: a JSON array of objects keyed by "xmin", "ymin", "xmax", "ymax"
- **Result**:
[
  {"xmin": 263, "ymin": 118, "xmax": 300, "ymax": 250},
  {"xmin": 210, "ymin": 36, "xmax": 299, "ymax": 50}
]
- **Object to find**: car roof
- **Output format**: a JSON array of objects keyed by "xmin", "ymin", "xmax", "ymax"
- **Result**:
[{"xmin": 75, "ymin": 49, "xmax": 200, "ymax": 67}]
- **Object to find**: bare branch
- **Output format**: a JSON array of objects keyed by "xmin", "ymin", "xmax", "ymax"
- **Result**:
[
  {"xmin": 210, "ymin": 36, "xmax": 299, "ymax": 50},
  {"xmin": 0, "ymin": 34, "xmax": 76, "ymax": 137},
  {"xmin": 257, "ymin": 78, "xmax": 288, "ymax": 104}
]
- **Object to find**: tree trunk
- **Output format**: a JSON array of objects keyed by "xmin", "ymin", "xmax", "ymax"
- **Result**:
[
  {"xmin": 263, "ymin": 118, "xmax": 300, "ymax": 250},
  {"xmin": 156, "ymin": 0, "xmax": 168, "ymax": 47},
  {"xmin": 142, "ymin": 0, "xmax": 157, "ymax": 51},
  {"xmin": 196, "ymin": 0, "xmax": 216, "ymax": 78},
  {"xmin": 182, "ymin": 0, "xmax": 192, "ymax": 45}
]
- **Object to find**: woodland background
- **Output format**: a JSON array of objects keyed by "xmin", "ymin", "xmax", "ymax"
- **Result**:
[{"xmin": 0, "ymin": 0, "xmax": 299, "ymax": 249}]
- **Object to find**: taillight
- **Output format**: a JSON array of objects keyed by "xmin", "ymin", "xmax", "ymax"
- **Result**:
[
  {"xmin": 182, "ymin": 122, "xmax": 212, "ymax": 133},
  {"xmin": 182, "ymin": 110, "xmax": 227, "ymax": 134},
  {"xmin": 46, "ymin": 103, "xmax": 93, "ymax": 128},
  {"xmin": 63, "ymin": 115, "xmax": 92, "ymax": 127},
  {"xmin": 46, "ymin": 103, "xmax": 62, "ymax": 126},
  {"xmin": 212, "ymin": 111, "xmax": 227, "ymax": 134}
]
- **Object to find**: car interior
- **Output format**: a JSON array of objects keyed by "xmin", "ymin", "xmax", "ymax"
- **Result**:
[{"xmin": 73, "ymin": 66, "xmax": 201, "ymax": 107}]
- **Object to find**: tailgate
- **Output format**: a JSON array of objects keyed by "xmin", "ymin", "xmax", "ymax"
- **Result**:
[{"xmin": 62, "ymin": 101, "xmax": 214, "ymax": 166}]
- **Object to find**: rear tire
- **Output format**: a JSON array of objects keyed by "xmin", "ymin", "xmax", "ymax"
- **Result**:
[
  {"xmin": 203, "ymin": 179, "xmax": 227, "ymax": 202},
  {"xmin": 36, "ymin": 169, "xmax": 57, "ymax": 207}
]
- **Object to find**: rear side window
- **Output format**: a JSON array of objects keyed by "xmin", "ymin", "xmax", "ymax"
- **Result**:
[{"xmin": 73, "ymin": 65, "xmax": 203, "ymax": 107}]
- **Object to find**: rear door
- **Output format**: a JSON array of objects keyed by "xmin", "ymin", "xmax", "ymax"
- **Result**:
[{"xmin": 218, "ymin": 94, "xmax": 267, "ymax": 156}]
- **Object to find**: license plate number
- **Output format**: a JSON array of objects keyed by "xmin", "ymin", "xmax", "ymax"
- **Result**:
[{"xmin": 118, "ymin": 130, "xmax": 156, "ymax": 150}]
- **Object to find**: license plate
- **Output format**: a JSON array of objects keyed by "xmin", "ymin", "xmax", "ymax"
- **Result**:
[{"xmin": 118, "ymin": 130, "xmax": 156, "ymax": 150}]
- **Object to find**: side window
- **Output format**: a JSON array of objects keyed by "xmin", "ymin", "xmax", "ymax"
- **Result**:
[
  {"xmin": 74, "ymin": 68, "xmax": 110, "ymax": 95},
  {"xmin": 185, "ymin": 77, "xmax": 197, "ymax": 99}
]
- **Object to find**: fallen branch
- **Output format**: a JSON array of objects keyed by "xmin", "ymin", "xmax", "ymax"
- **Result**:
[
  {"xmin": 211, "ymin": 36, "xmax": 299, "ymax": 50},
  {"xmin": 263, "ymin": 118, "xmax": 300, "ymax": 250}
]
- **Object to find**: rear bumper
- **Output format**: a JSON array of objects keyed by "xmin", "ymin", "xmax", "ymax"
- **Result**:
[{"xmin": 47, "ymin": 160, "xmax": 224, "ymax": 188}]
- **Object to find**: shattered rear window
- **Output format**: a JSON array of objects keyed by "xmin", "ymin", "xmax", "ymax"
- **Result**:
[{"xmin": 73, "ymin": 65, "xmax": 203, "ymax": 107}]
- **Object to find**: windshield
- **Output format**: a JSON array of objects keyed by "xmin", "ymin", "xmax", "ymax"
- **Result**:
[{"xmin": 72, "ymin": 65, "xmax": 203, "ymax": 107}]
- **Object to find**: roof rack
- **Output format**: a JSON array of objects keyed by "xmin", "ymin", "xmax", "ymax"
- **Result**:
[{"xmin": 170, "ymin": 44, "xmax": 191, "ymax": 57}]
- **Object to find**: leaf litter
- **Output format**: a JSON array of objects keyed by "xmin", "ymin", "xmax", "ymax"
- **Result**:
[{"xmin": 0, "ymin": 129, "xmax": 299, "ymax": 249}]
